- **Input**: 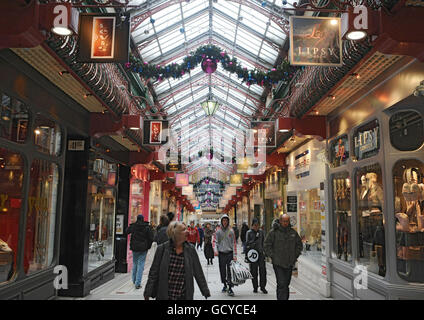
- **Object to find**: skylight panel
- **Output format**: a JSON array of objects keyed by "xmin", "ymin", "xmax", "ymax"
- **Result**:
[{"xmin": 214, "ymin": 0, "xmax": 240, "ymax": 20}]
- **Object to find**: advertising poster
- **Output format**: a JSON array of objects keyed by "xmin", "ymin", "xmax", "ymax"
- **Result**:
[
  {"xmin": 143, "ymin": 120, "xmax": 169, "ymax": 146},
  {"xmin": 176, "ymin": 173, "xmax": 189, "ymax": 187},
  {"xmin": 289, "ymin": 16, "xmax": 342, "ymax": 67},
  {"xmin": 77, "ymin": 13, "xmax": 130, "ymax": 63},
  {"xmin": 149, "ymin": 121, "xmax": 162, "ymax": 144},
  {"xmin": 91, "ymin": 17, "xmax": 116, "ymax": 59}
]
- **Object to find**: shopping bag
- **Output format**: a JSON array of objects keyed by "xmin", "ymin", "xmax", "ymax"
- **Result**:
[{"xmin": 229, "ymin": 260, "xmax": 253, "ymax": 286}]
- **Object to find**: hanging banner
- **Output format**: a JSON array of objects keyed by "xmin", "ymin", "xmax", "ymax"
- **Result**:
[
  {"xmin": 143, "ymin": 120, "xmax": 169, "ymax": 146},
  {"xmin": 251, "ymin": 121, "xmax": 276, "ymax": 147},
  {"xmin": 289, "ymin": 16, "xmax": 342, "ymax": 67},
  {"xmin": 77, "ymin": 13, "xmax": 130, "ymax": 63},
  {"xmin": 182, "ymin": 184, "xmax": 193, "ymax": 195},
  {"xmin": 176, "ymin": 174, "xmax": 189, "ymax": 187}
]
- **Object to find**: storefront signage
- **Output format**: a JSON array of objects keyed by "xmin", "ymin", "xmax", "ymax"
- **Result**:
[
  {"xmin": 295, "ymin": 149, "xmax": 310, "ymax": 179},
  {"xmin": 143, "ymin": 120, "xmax": 169, "ymax": 146},
  {"xmin": 182, "ymin": 185, "xmax": 193, "ymax": 195},
  {"xmin": 353, "ymin": 121, "xmax": 380, "ymax": 160},
  {"xmin": 289, "ymin": 16, "xmax": 343, "ymax": 67},
  {"xmin": 77, "ymin": 13, "xmax": 130, "ymax": 63},
  {"xmin": 176, "ymin": 174, "xmax": 189, "ymax": 187},
  {"xmin": 251, "ymin": 121, "xmax": 276, "ymax": 147},
  {"xmin": 68, "ymin": 140, "xmax": 85, "ymax": 151}
]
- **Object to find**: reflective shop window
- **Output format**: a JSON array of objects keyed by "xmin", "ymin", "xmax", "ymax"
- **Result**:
[
  {"xmin": 25, "ymin": 159, "xmax": 59, "ymax": 275},
  {"xmin": 393, "ymin": 160, "xmax": 424, "ymax": 282},
  {"xmin": 330, "ymin": 135, "xmax": 349, "ymax": 168},
  {"xmin": 298, "ymin": 188, "xmax": 323, "ymax": 266},
  {"xmin": 356, "ymin": 163, "xmax": 385, "ymax": 277},
  {"xmin": 353, "ymin": 119, "xmax": 380, "ymax": 161},
  {"xmin": 0, "ymin": 93, "xmax": 30, "ymax": 143},
  {"xmin": 91, "ymin": 158, "xmax": 117, "ymax": 186},
  {"xmin": 87, "ymin": 184, "xmax": 116, "ymax": 273},
  {"xmin": 332, "ymin": 172, "xmax": 352, "ymax": 263},
  {"xmin": 33, "ymin": 116, "xmax": 61, "ymax": 156},
  {"xmin": 390, "ymin": 111, "xmax": 423, "ymax": 152},
  {"xmin": 0, "ymin": 148, "xmax": 24, "ymax": 283}
]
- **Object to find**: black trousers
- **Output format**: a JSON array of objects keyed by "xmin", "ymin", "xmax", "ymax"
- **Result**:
[
  {"xmin": 250, "ymin": 253, "xmax": 267, "ymax": 290},
  {"xmin": 272, "ymin": 265, "xmax": 292, "ymax": 300},
  {"xmin": 218, "ymin": 251, "xmax": 233, "ymax": 288}
]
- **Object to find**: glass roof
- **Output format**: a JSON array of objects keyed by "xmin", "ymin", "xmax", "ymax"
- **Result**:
[{"xmin": 129, "ymin": 0, "xmax": 289, "ymax": 176}]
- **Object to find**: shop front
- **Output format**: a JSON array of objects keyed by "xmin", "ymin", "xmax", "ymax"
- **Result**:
[
  {"xmin": 327, "ymin": 59, "xmax": 424, "ymax": 300},
  {"xmin": 287, "ymin": 138, "xmax": 331, "ymax": 297},
  {"xmin": 264, "ymin": 169, "xmax": 284, "ymax": 233},
  {"xmin": 149, "ymin": 180, "xmax": 162, "ymax": 228},
  {"xmin": 0, "ymin": 50, "xmax": 89, "ymax": 300}
]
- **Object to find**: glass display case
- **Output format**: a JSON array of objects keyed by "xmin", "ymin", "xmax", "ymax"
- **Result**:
[
  {"xmin": 332, "ymin": 172, "xmax": 352, "ymax": 262},
  {"xmin": 393, "ymin": 160, "xmax": 424, "ymax": 282},
  {"xmin": 355, "ymin": 163, "xmax": 385, "ymax": 277}
]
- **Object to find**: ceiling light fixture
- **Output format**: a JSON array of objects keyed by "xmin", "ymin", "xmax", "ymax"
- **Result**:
[
  {"xmin": 346, "ymin": 30, "xmax": 367, "ymax": 41},
  {"xmin": 59, "ymin": 70, "xmax": 70, "ymax": 76},
  {"xmin": 201, "ymin": 95, "xmax": 220, "ymax": 116},
  {"xmin": 51, "ymin": 26, "xmax": 73, "ymax": 37}
]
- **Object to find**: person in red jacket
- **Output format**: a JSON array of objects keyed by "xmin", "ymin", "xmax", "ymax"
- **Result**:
[{"xmin": 187, "ymin": 220, "xmax": 200, "ymax": 247}]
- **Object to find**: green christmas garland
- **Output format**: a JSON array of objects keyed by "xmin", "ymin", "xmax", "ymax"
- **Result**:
[{"xmin": 126, "ymin": 45, "xmax": 297, "ymax": 88}]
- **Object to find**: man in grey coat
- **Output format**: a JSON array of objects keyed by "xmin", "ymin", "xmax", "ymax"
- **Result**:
[
  {"xmin": 213, "ymin": 214, "xmax": 237, "ymax": 297},
  {"xmin": 264, "ymin": 214, "xmax": 302, "ymax": 300}
]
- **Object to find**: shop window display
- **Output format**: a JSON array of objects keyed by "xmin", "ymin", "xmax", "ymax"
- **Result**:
[
  {"xmin": 393, "ymin": 160, "xmax": 424, "ymax": 282},
  {"xmin": 332, "ymin": 172, "xmax": 352, "ymax": 262},
  {"xmin": 0, "ymin": 148, "xmax": 24, "ymax": 283},
  {"xmin": 298, "ymin": 188, "xmax": 323, "ymax": 266},
  {"xmin": 389, "ymin": 111, "xmax": 423, "ymax": 152},
  {"xmin": 356, "ymin": 163, "xmax": 385, "ymax": 277},
  {"xmin": 25, "ymin": 159, "xmax": 59, "ymax": 274},
  {"xmin": 87, "ymin": 156, "xmax": 117, "ymax": 272},
  {"xmin": 33, "ymin": 115, "xmax": 61, "ymax": 156},
  {"xmin": 0, "ymin": 93, "xmax": 30, "ymax": 144}
]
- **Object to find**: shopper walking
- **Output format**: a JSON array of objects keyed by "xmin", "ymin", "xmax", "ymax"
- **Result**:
[
  {"xmin": 264, "ymin": 214, "xmax": 302, "ymax": 300},
  {"xmin": 153, "ymin": 214, "xmax": 170, "ymax": 245},
  {"xmin": 246, "ymin": 218, "xmax": 267, "ymax": 294},
  {"xmin": 126, "ymin": 215, "xmax": 154, "ymax": 289},
  {"xmin": 143, "ymin": 221, "xmax": 211, "ymax": 300},
  {"xmin": 213, "ymin": 214, "xmax": 237, "ymax": 297},
  {"xmin": 204, "ymin": 223, "xmax": 214, "ymax": 265},
  {"xmin": 197, "ymin": 223, "xmax": 204, "ymax": 250},
  {"xmin": 187, "ymin": 220, "xmax": 200, "ymax": 247},
  {"xmin": 240, "ymin": 222, "xmax": 249, "ymax": 254}
]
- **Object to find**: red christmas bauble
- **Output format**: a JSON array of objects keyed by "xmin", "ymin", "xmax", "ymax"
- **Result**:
[{"xmin": 201, "ymin": 58, "xmax": 217, "ymax": 74}]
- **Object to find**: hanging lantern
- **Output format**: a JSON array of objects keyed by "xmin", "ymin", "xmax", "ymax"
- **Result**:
[{"xmin": 201, "ymin": 58, "xmax": 217, "ymax": 74}]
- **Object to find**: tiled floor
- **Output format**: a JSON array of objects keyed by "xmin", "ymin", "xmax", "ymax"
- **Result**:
[{"xmin": 59, "ymin": 243, "xmax": 330, "ymax": 300}]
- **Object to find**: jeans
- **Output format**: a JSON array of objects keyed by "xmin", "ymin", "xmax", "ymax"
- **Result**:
[
  {"xmin": 241, "ymin": 241, "xmax": 246, "ymax": 253},
  {"xmin": 218, "ymin": 251, "xmax": 234, "ymax": 288},
  {"xmin": 272, "ymin": 265, "xmax": 292, "ymax": 300},
  {"xmin": 132, "ymin": 251, "xmax": 147, "ymax": 287},
  {"xmin": 250, "ymin": 253, "xmax": 267, "ymax": 290}
]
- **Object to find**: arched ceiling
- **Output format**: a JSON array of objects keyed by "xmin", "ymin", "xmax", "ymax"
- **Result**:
[{"xmin": 129, "ymin": 0, "xmax": 295, "ymax": 180}]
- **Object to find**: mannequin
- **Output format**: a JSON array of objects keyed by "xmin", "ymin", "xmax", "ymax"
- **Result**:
[
  {"xmin": 401, "ymin": 168, "xmax": 423, "ymax": 230},
  {"xmin": 366, "ymin": 172, "xmax": 383, "ymax": 209},
  {"xmin": 360, "ymin": 175, "xmax": 369, "ymax": 201}
]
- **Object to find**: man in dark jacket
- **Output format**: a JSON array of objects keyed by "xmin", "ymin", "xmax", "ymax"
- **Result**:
[
  {"xmin": 126, "ymin": 215, "xmax": 154, "ymax": 289},
  {"xmin": 154, "ymin": 214, "xmax": 169, "ymax": 245},
  {"xmin": 246, "ymin": 218, "xmax": 267, "ymax": 294},
  {"xmin": 240, "ymin": 222, "xmax": 249, "ymax": 254},
  {"xmin": 264, "ymin": 214, "xmax": 302, "ymax": 300}
]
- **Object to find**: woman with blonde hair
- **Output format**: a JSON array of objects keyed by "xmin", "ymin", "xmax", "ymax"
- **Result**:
[{"xmin": 144, "ymin": 221, "xmax": 211, "ymax": 300}]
